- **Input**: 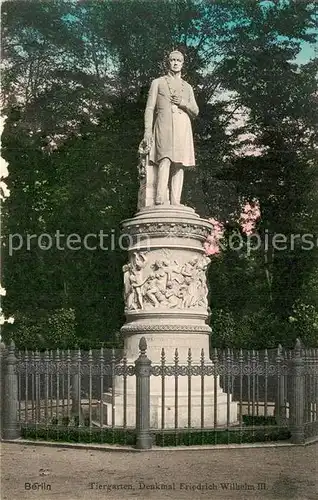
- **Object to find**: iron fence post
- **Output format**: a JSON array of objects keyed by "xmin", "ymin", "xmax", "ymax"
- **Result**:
[
  {"xmin": 71, "ymin": 348, "xmax": 83, "ymax": 425},
  {"xmin": 290, "ymin": 339, "xmax": 305, "ymax": 444},
  {"xmin": 274, "ymin": 344, "xmax": 287, "ymax": 425},
  {"xmin": 0, "ymin": 341, "xmax": 7, "ymax": 438},
  {"xmin": 2, "ymin": 340, "xmax": 20, "ymax": 439},
  {"xmin": 135, "ymin": 337, "xmax": 152, "ymax": 450}
]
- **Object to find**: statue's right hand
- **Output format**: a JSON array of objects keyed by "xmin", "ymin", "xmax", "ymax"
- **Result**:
[{"xmin": 138, "ymin": 134, "xmax": 152, "ymax": 155}]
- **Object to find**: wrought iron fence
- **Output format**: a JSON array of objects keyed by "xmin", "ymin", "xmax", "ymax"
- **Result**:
[{"xmin": 1, "ymin": 338, "xmax": 317, "ymax": 449}]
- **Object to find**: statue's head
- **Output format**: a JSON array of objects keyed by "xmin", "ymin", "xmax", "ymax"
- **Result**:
[{"xmin": 168, "ymin": 50, "xmax": 184, "ymax": 73}]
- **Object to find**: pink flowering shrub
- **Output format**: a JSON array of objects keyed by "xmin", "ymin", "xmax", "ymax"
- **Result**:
[
  {"xmin": 239, "ymin": 200, "xmax": 261, "ymax": 236},
  {"xmin": 204, "ymin": 201, "xmax": 261, "ymax": 256},
  {"xmin": 204, "ymin": 218, "xmax": 225, "ymax": 255}
]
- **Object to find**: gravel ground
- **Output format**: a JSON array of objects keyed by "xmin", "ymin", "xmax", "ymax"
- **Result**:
[{"xmin": 1, "ymin": 442, "xmax": 317, "ymax": 500}]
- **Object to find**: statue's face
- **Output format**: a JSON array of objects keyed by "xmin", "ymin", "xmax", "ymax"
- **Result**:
[{"xmin": 169, "ymin": 52, "xmax": 184, "ymax": 73}]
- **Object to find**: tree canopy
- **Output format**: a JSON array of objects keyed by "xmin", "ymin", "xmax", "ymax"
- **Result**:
[{"xmin": 1, "ymin": 0, "xmax": 318, "ymax": 349}]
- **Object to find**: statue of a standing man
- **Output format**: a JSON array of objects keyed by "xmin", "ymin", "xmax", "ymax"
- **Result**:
[{"xmin": 141, "ymin": 50, "xmax": 199, "ymax": 206}]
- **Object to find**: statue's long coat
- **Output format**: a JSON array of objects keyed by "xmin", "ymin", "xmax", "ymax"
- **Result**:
[{"xmin": 144, "ymin": 75, "xmax": 199, "ymax": 167}]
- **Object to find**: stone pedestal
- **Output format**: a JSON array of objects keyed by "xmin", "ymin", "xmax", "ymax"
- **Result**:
[{"xmin": 105, "ymin": 204, "xmax": 237, "ymax": 428}]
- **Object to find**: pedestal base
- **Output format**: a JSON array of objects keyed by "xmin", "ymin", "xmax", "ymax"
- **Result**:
[{"xmin": 102, "ymin": 389, "xmax": 238, "ymax": 429}]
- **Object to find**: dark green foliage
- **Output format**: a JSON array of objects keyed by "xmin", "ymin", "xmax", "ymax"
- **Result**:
[
  {"xmin": 51, "ymin": 416, "xmax": 91, "ymax": 427},
  {"xmin": 242, "ymin": 415, "xmax": 277, "ymax": 426},
  {"xmin": 208, "ymin": 1, "xmax": 318, "ymax": 348},
  {"xmin": 2, "ymin": 0, "xmax": 318, "ymax": 348},
  {"xmin": 4, "ymin": 308, "xmax": 76, "ymax": 350},
  {"xmin": 21, "ymin": 425, "xmax": 136, "ymax": 446},
  {"xmin": 154, "ymin": 427, "xmax": 291, "ymax": 446},
  {"xmin": 21, "ymin": 424, "xmax": 291, "ymax": 447}
]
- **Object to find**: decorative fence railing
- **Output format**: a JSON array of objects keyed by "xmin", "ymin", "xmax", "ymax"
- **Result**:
[{"xmin": 1, "ymin": 338, "xmax": 317, "ymax": 449}]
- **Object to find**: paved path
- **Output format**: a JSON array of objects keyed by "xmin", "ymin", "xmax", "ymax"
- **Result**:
[{"xmin": 1, "ymin": 442, "xmax": 317, "ymax": 500}]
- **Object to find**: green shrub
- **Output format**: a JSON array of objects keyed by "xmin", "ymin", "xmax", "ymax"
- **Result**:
[
  {"xmin": 154, "ymin": 427, "xmax": 290, "ymax": 446},
  {"xmin": 289, "ymin": 300, "xmax": 318, "ymax": 347},
  {"xmin": 242, "ymin": 415, "xmax": 277, "ymax": 426},
  {"xmin": 21, "ymin": 425, "xmax": 136, "ymax": 445},
  {"xmin": 21, "ymin": 424, "xmax": 291, "ymax": 447},
  {"xmin": 4, "ymin": 308, "xmax": 77, "ymax": 350}
]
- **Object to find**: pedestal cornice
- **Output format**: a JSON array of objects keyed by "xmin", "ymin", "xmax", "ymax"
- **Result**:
[{"xmin": 121, "ymin": 205, "xmax": 213, "ymax": 243}]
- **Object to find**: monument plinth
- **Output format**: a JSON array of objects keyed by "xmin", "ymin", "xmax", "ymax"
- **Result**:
[
  {"xmin": 104, "ymin": 50, "xmax": 237, "ymax": 428},
  {"xmin": 121, "ymin": 204, "xmax": 212, "ymax": 364},
  {"xmin": 104, "ymin": 204, "xmax": 237, "ymax": 428}
]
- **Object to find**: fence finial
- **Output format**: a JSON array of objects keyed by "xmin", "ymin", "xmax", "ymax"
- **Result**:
[
  {"xmin": 228, "ymin": 347, "xmax": 232, "ymax": 362},
  {"xmin": 275, "ymin": 344, "xmax": 282, "ymax": 362},
  {"xmin": 239, "ymin": 348, "xmax": 243, "ymax": 363},
  {"xmin": 161, "ymin": 347, "xmax": 165, "ymax": 363},
  {"xmin": 6, "ymin": 340, "xmax": 17, "ymax": 364},
  {"xmin": 295, "ymin": 338, "xmax": 302, "ymax": 350},
  {"xmin": 174, "ymin": 348, "xmax": 179, "ymax": 364},
  {"xmin": 200, "ymin": 348, "xmax": 204, "ymax": 363},
  {"xmin": 111, "ymin": 346, "xmax": 116, "ymax": 362},
  {"xmin": 139, "ymin": 337, "xmax": 147, "ymax": 354},
  {"xmin": 187, "ymin": 348, "xmax": 192, "ymax": 363}
]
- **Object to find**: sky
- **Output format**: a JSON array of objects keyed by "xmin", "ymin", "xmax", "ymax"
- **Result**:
[{"xmin": 296, "ymin": 40, "xmax": 317, "ymax": 64}]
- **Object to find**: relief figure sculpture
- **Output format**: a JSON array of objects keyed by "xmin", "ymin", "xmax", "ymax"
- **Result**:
[
  {"xmin": 123, "ymin": 252, "xmax": 148, "ymax": 311},
  {"xmin": 164, "ymin": 280, "xmax": 184, "ymax": 308},
  {"xmin": 143, "ymin": 260, "xmax": 169, "ymax": 307},
  {"xmin": 124, "ymin": 254, "xmax": 210, "ymax": 311}
]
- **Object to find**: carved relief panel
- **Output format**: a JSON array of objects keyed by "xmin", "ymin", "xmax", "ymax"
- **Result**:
[{"xmin": 123, "ymin": 249, "xmax": 210, "ymax": 312}]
